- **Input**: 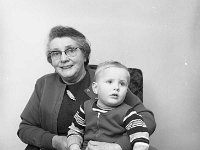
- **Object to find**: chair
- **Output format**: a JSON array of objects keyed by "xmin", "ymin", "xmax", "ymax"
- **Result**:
[{"xmin": 89, "ymin": 65, "xmax": 157, "ymax": 150}]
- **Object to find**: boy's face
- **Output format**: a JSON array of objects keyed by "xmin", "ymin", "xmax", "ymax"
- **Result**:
[{"xmin": 92, "ymin": 67, "xmax": 129, "ymax": 109}]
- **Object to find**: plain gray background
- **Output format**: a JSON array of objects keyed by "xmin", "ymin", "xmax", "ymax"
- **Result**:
[{"xmin": 1, "ymin": 0, "xmax": 200, "ymax": 149}]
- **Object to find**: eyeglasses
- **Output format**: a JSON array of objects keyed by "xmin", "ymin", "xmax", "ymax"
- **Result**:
[{"xmin": 49, "ymin": 47, "xmax": 80, "ymax": 59}]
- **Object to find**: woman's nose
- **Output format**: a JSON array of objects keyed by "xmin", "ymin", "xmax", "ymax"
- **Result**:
[{"xmin": 60, "ymin": 52, "xmax": 70, "ymax": 62}]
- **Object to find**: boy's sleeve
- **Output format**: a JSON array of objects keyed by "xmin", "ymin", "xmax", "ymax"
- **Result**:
[
  {"xmin": 124, "ymin": 89, "xmax": 156, "ymax": 135},
  {"xmin": 67, "ymin": 105, "xmax": 86, "ymax": 147},
  {"xmin": 123, "ymin": 108, "xmax": 149, "ymax": 148}
]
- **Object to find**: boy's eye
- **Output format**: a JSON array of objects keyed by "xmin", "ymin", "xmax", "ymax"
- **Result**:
[
  {"xmin": 106, "ymin": 80, "xmax": 112, "ymax": 84},
  {"xmin": 120, "ymin": 82, "xmax": 127, "ymax": 86}
]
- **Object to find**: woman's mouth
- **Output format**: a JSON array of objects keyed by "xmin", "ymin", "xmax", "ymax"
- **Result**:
[{"xmin": 60, "ymin": 65, "xmax": 73, "ymax": 69}]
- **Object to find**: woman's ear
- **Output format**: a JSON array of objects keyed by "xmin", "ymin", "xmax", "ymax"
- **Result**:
[
  {"xmin": 92, "ymin": 82, "xmax": 98, "ymax": 94},
  {"xmin": 47, "ymin": 55, "xmax": 52, "ymax": 64}
]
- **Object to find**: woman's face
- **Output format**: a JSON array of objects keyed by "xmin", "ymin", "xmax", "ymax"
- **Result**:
[{"xmin": 49, "ymin": 37, "xmax": 86, "ymax": 83}]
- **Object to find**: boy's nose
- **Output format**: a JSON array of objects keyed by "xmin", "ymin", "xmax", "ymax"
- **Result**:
[{"xmin": 113, "ymin": 84, "xmax": 120, "ymax": 91}]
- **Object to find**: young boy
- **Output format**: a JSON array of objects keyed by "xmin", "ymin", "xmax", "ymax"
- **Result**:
[{"xmin": 67, "ymin": 60, "xmax": 149, "ymax": 150}]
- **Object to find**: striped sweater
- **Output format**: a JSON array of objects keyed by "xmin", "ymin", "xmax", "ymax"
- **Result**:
[{"xmin": 67, "ymin": 99, "xmax": 149, "ymax": 150}]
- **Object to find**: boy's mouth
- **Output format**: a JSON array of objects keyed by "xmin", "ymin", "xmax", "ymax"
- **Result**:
[{"xmin": 110, "ymin": 93, "xmax": 119, "ymax": 98}]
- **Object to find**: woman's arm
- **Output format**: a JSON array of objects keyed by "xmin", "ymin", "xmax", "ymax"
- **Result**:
[{"xmin": 17, "ymin": 80, "xmax": 55, "ymax": 149}]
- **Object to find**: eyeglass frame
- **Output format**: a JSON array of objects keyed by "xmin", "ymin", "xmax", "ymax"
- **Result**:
[{"xmin": 48, "ymin": 47, "xmax": 81, "ymax": 60}]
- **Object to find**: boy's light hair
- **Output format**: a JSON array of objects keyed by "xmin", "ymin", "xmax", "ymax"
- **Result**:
[{"xmin": 94, "ymin": 60, "xmax": 130, "ymax": 84}]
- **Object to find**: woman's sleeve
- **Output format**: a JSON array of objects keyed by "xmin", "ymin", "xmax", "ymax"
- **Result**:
[{"xmin": 17, "ymin": 80, "xmax": 55, "ymax": 149}]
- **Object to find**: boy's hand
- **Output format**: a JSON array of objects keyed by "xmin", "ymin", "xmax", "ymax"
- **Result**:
[
  {"xmin": 69, "ymin": 144, "xmax": 81, "ymax": 150},
  {"xmin": 133, "ymin": 142, "xmax": 149, "ymax": 150}
]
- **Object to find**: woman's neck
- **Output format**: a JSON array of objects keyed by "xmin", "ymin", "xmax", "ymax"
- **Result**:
[{"xmin": 62, "ymin": 69, "xmax": 86, "ymax": 85}]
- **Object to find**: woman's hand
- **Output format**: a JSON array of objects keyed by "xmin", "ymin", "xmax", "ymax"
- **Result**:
[
  {"xmin": 52, "ymin": 135, "xmax": 68, "ymax": 150},
  {"xmin": 86, "ymin": 141, "xmax": 122, "ymax": 150}
]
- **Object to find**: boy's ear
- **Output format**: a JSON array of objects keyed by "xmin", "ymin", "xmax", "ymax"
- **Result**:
[{"xmin": 92, "ymin": 82, "xmax": 98, "ymax": 94}]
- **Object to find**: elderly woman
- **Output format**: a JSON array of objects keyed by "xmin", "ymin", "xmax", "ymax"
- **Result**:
[{"xmin": 17, "ymin": 26, "xmax": 156, "ymax": 150}]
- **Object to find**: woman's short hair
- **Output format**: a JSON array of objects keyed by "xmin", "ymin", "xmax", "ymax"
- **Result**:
[{"xmin": 46, "ymin": 25, "xmax": 91, "ymax": 65}]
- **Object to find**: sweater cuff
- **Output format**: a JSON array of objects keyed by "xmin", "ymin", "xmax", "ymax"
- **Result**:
[
  {"xmin": 41, "ymin": 132, "xmax": 55, "ymax": 149},
  {"xmin": 115, "ymin": 134, "xmax": 131, "ymax": 150}
]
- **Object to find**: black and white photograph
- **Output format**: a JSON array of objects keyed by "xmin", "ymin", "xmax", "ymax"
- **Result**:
[{"xmin": 1, "ymin": 0, "xmax": 200, "ymax": 150}]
